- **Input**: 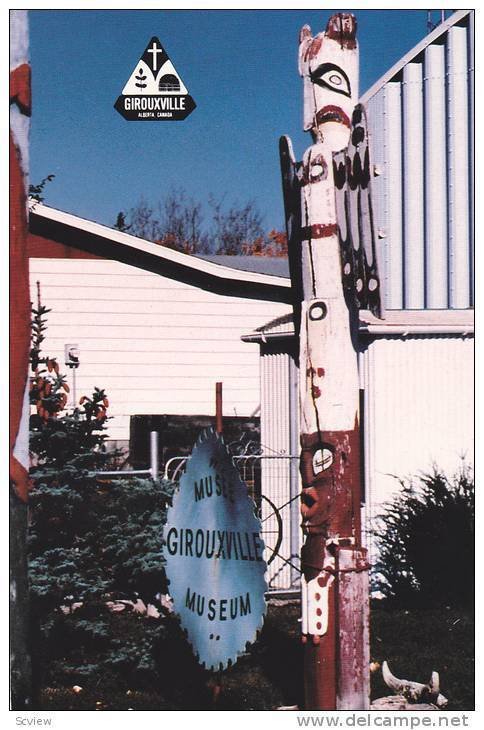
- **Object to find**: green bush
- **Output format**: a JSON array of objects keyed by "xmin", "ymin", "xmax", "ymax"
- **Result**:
[
  {"xmin": 371, "ymin": 466, "xmax": 474, "ymax": 608},
  {"xmin": 28, "ymin": 298, "xmax": 174, "ymax": 688}
]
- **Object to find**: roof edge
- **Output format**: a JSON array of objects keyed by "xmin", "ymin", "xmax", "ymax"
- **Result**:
[
  {"xmin": 29, "ymin": 201, "xmax": 291, "ymax": 290},
  {"xmin": 242, "ymin": 308, "xmax": 475, "ymax": 342},
  {"xmin": 361, "ymin": 9, "xmax": 472, "ymax": 104}
]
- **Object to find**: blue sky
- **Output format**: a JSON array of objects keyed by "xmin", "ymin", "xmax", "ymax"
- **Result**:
[{"xmin": 29, "ymin": 9, "xmax": 444, "ymax": 234}]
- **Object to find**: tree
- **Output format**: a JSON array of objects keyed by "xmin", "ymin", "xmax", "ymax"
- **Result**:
[
  {"xmin": 113, "ymin": 212, "xmax": 130, "ymax": 232},
  {"xmin": 208, "ymin": 195, "xmax": 265, "ymax": 255},
  {"xmin": 116, "ymin": 189, "xmax": 209, "ymax": 254},
  {"xmin": 115, "ymin": 188, "xmax": 287, "ymax": 256},
  {"xmin": 242, "ymin": 229, "xmax": 288, "ymax": 257},
  {"xmin": 158, "ymin": 188, "xmax": 209, "ymax": 254},
  {"xmin": 29, "ymin": 174, "xmax": 55, "ymax": 204}
]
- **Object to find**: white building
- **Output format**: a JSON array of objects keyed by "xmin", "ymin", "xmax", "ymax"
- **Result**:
[{"xmin": 28, "ymin": 203, "xmax": 291, "ymax": 447}]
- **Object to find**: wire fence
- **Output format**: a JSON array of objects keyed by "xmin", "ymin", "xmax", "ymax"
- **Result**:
[
  {"xmin": 94, "ymin": 432, "xmax": 302, "ymax": 592},
  {"xmin": 164, "ymin": 453, "xmax": 302, "ymax": 592}
]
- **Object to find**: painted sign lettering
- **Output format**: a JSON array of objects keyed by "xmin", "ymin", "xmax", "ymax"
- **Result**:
[{"xmin": 164, "ymin": 428, "xmax": 267, "ymax": 671}]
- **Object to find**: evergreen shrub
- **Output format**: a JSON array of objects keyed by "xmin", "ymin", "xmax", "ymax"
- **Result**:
[
  {"xmin": 28, "ymin": 296, "xmax": 174, "ymax": 687},
  {"xmin": 371, "ymin": 466, "xmax": 474, "ymax": 608}
]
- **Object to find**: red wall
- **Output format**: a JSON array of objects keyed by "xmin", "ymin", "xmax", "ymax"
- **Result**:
[{"xmin": 28, "ymin": 232, "xmax": 106, "ymax": 260}]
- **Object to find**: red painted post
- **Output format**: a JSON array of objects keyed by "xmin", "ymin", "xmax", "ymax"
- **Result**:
[{"xmin": 215, "ymin": 382, "xmax": 223, "ymax": 435}]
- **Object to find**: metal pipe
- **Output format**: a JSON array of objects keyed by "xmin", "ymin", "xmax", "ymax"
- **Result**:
[
  {"xmin": 447, "ymin": 25, "xmax": 470, "ymax": 308},
  {"xmin": 360, "ymin": 324, "xmax": 473, "ymax": 336},
  {"xmin": 402, "ymin": 62, "xmax": 425, "ymax": 308},
  {"xmin": 92, "ymin": 469, "xmax": 151, "ymax": 478},
  {"xmin": 468, "ymin": 13, "xmax": 475, "ymax": 307},
  {"xmin": 384, "ymin": 83, "xmax": 404, "ymax": 309},
  {"xmin": 72, "ymin": 367, "xmax": 77, "ymax": 409},
  {"xmin": 424, "ymin": 43, "xmax": 448, "ymax": 308},
  {"xmin": 150, "ymin": 430, "xmax": 159, "ymax": 480}
]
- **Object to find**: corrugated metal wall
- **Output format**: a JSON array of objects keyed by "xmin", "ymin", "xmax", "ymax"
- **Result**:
[
  {"xmin": 360, "ymin": 334, "xmax": 474, "ymax": 554},
  {"xmin": 259, "ymin": 333, "xmax": 473, "ymax": 584},
  {"xmin": 260, "ymin": 345, "xmax": 301, "ymax": 589},
  {"xmin": 366, "ymin": 13, "xmax": 473, "ymax": 310}
]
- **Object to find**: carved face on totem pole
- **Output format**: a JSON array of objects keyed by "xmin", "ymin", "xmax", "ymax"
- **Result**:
[
  {"xmin": 297, "ymin": 13, "xmax": 361, "ymax": 540},
  {"xmin": 298, "ymin": 13, "xmax": 358, "ymax": 151}
]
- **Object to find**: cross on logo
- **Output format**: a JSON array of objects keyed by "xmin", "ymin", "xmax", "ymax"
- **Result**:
[{"xmin": 148, "ymin": 41, "xmax": 163, "ymax": 71}]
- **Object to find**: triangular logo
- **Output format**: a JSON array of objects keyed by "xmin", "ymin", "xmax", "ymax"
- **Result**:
[{"xmin": 114, "ymin": 37, "xmax": 196, "ymax": 121}]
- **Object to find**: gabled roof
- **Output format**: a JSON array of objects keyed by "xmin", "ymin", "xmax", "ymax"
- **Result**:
[
  {"xmin": 28, "ymin": 202, "xmax": 292, "ymax": 304},
  {"xmin": 361, "ymin": 9, "xmax": 472, "ymax": 104}
]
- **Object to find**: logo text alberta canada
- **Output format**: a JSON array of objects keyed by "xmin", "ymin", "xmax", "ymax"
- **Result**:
[{"xmin": 114, "ymin": 37, "xmax": 196, "ymax": 121}]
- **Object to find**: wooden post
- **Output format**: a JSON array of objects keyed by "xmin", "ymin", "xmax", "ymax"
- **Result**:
[
  {"xmin": 10, "ymin": 9, "xmax": 33, "ymax": 709},
  {"xmin": 215, "ymin": 382, "xmax": 223, "ymax": 435},
  {"xmin": 281, "ymin": 13, "xmax": 375, "ymax": 710}
]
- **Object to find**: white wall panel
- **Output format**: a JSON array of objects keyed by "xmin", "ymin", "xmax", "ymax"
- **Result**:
[
  {"xmin": 30, "ymin": 258, "xmax": 291, "ymax": 440},
  {"xmin": 363, "ymin": 335, "xmax": 474, "ymax": 520}
]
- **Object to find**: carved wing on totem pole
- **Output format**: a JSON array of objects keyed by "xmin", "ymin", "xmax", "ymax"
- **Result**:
[
  {"xmin": 279, "ymin": 135, "xmax": 303, "ymax": 342},
  {"xmin": 333, "ymin": 105, "xmax": 383, "ymax": 318},
  {"xmin": 280, "ymin": 106, "xmax": 383, "ymax": 320}
]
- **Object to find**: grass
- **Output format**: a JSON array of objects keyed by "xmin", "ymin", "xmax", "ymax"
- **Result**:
[{"xmin": 37, "ymin": 600, "xmax": 474, "ymax": 711}]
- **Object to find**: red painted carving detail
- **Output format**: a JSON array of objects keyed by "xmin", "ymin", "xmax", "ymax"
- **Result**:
[
  {"xmin": 10, "ymin": 63, "xmax": 32, "ymax": 116},
  {"xmin": 10, "ymin": 61, "xmax": 32, "ymax": 503},
  {"xmin": 300, "ymin": 428, "xmax": 361, "ymax": 539},
  {"xmin": 300, "ymin": 223, "xmax": 338, "ymax": 240},
  {"xmin": 316, "ymin": 105, "xmax": 351, "ymax": 129},
  {"xmin": 304, "ymin": 35, "xmax": 323, "ymax": 62},
  {"xmin": 10, "ymin": 131, "xmax": 31, "ymax": 503},
  {"xmin": 325, "ymin": 13, "xmax": 357, "ymax": 49}
]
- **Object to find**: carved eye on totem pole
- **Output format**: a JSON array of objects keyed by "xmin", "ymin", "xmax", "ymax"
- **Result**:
[
  {"xmin": 310, "ymin": 63, "xmax": 352, "ymax": 98},
  {"xmin": 298, "ymin": 13, "xmax": 359, "ymax": 151}
]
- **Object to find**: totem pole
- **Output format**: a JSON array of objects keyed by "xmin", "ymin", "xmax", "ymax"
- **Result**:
[
  {"xmin": 10, "ymin": 9, "xmax": 33, "ymax": 708},
  {"xmin": 280, "ymin": 13, "xmax": 382, "ymax": 710}
]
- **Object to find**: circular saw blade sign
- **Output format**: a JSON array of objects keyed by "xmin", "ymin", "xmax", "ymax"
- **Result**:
[{"xmin": 164, "ymin": 429, "xmax": 267, "ymax": 671}]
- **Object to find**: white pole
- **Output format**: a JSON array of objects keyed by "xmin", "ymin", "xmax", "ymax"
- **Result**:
[
  {"xmin": 150, "ymin": 430, "xmax": 159, "ymax": 480},
  {"xmin": 72, "ymin": 367, "xmax": 77, "ymax": 408}
]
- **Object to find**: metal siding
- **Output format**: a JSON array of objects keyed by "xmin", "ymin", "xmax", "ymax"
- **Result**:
[
  {"xmin": 365, "ymin": 13, "xmax": 473, "ymax": 311},
  {"xmin": 446, "ymin": 25, "xmax": 470, "ymax": 308},
  {"xmin": 363, "ymin": 335, "xmax": 473, "ymax": 516},
  {"xmin": 467, "ymin": 16, "xmax": 475, "ymax": 307},
  {"xmin": 260, "ymin": 348, "xmax": 293, "ymax": 589},
  {"xmin": 424, "ymin": 43, "xmax": 448, "ymax": 308},
  {"xmin": 402, "ymin": 63, "xmax": 425, "ymax": 308},
  {"xmin": 383, "ymin": 83, "xmax": 404, "ymax": 309},
  {"xmin": 288, "ymin": 353, "xmax": 302, "ymax": 584},
  {"xmin": 366, "ymin": 92, "xmax": 387, "ymax": 311}
]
